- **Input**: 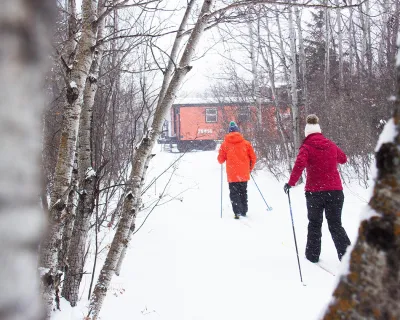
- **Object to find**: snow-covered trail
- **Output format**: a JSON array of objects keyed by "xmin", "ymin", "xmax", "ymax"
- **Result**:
[
  {"xmin": 56, "ymin": 147, "xmax": 370, "ymax": 320},
  {"xmin": 97, "ymin": 147, "xmax": 370, "ymax": 320}
]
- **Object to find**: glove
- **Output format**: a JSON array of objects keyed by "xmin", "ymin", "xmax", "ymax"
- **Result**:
[{"xmin": 283, "ymin": 183, "xmax": 291, "ymax": 194}]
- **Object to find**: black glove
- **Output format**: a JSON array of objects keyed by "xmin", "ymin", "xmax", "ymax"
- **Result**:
[{"xmin": 284, "ymin": 183, "xmax": 291, "ymax": 194}]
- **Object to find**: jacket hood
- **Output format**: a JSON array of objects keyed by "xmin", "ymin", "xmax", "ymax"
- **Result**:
[
  {"xmin": 225, "ymin": 132, "xmax": 245, "ymax": 144},
  {"xmin": 303, "ymin": 133, "xmax": 332, "ymax": 150}
]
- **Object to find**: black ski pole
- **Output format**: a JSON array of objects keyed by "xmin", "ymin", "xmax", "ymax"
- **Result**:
[
  {"xmin": 220, "ymin": 164, "xmax": 223, "ymax": 218},
  {"xmin": 250, "ymin": 173, "xmax": 272, "ymax": 211},
  {"xmin": 287, "ymin": 190, "xmax": 305, "ymax": 285}
]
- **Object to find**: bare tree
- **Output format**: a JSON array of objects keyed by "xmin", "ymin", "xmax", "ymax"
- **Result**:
[
  {"xmin": 61, "ymin": 0, "xmax": 107, "ymax": 306},
  {"xmin": 39, "ymin": 0, "xmax": 101, "ymax": 314},
  {"xmin": 288, "ymin": 0, "xmax": 301, "ymax": 152},
  {"xmin": 88, "ymin": 1, "xmax": 217, "ymax": 318}
]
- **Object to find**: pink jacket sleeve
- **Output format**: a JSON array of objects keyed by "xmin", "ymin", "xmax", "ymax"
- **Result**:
[
  {"xmin": 336, "ymin": 146, "xmax": 347, "ymax": 164},
  {"xmin": 288, "ymin": 146, "xmax": 309, "ymax": 187}
]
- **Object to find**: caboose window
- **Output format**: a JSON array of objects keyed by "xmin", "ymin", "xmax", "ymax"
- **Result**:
[
  {"xmin": 205, "ymin": 108, "xmax": 217, "ymax": 123},
  {"xmin": 238, "ymin": 108, "xmax": 250, "ymax": 122}
]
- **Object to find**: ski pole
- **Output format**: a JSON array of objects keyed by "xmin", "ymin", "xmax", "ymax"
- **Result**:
[
  {"xmin": 287, "ymin": 190, "xmax": 304, "ymax": 285},
  {"xmin": 220, "ymin": 164, "xmax": 223, "ymax": 218},
  {"xmin": 250, "ymin": 173, "xmax": 272, "ymax": 211}
]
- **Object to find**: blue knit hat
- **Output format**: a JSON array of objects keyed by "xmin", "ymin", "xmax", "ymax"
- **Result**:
[{"xmin": 228, "ymin": 121, "xmax": 239, "ymax": 133}]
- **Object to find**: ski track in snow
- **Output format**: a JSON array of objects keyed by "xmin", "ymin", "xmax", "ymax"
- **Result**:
[{"xmin": 53, "ymin": 147, "xmax": 371, "ymax": 320}]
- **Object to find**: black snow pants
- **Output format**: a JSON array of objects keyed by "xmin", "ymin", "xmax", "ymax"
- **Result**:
[
  {"xmin": 229, "ymin": 182, "xmax": 248, "ymax": 216},
  {"xmin": 305, "ymin": 190, "xmax": 351, "ymax": 262}
]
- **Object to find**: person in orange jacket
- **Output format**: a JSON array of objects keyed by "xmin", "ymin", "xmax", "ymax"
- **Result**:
[{"xmin": 218, "ymin": 121, "xmax": 257, "ymax": 219}]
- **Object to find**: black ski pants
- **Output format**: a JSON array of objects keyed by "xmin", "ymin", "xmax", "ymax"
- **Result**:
[
  {"xmin": 305, "ymin": 190, "xmax": 351, "ymax": 262},
  {"xmin": 229, "ymin": 182, "xmax": 248, "ymax": 216}
]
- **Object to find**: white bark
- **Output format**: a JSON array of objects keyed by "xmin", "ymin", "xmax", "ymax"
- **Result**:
[
  {"xmin": 58, "ymin": 156, "xmax": 78, "ymax": 271},
  {"xmin": 65, "ymin": 0, "xmax": 78, "ymax": 65},
  {"xmin": 324, "ymin": 0, "xmax": 330, "ymax": 100},
  {"xmin": 0, "ymin": 1, "xmax": 53, "ymax": 319},
  {"xmin": 248, "ymin": 17, "xmax": 262, "ymax": 126},
  {"xmin": 55, "ymin": 0, "xmax": 79, "ymax": 272},
  {"xmin": 348, "ymin": 0, "xmax": 355, "ymax": 76},
  {"xmin": 336, "ymin": 0, "xmax": 344, "ymax": 88},
  {"xmin": 275, "ymin": 9, "xmax": 290, "ymax": 86},
  {"xmin": 40, "ymin": 0, "xmax": 99, "ymax": 316},
  {"xmin": 88, "ymin": 1, "xmax": 215, "ymax": 318},
  {"xmin": 365, "ymin": 0, "xmax": 372, "ymax": 77},
  {"xmin": 294, "ymin": 5, "xmax": 308, "ymax": 113},
  {"xmin": 288, "ymin": 1, "xmax": 301, "ymax": 152},
  {"xmin": 358, "ymin": 0, "xmax": 366, "ymax": 78},
  {"xmin": 62, "ymin": 1, "xmax": 107, "ymax": 306},
  {"xmin": 115, "ymin": 154, "xmax": 155, "ymax": 276},
  {"xmin": 260, "ymin": 19, "xmax": 291, "ymax": 170},
  {"xmin": 101, "ymin": 7, "xmax": 120, "ymax": 161}
]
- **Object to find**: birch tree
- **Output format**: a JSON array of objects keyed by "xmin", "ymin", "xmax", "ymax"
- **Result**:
[
  {"xmin": 88, "ymin": 1, "xmax": 217, "ymax": 318},
  {"xmin": 58, "ymin": 0, "xmax": 79, "ymax": 275},
  {"xmin": 295, "ymin": 5, "xmax": 308, "ymax": 113},
  {"xmin": 61, "ymin": 0, "xmax": 107, "ymax": 306},
  {"xmin": 258, "ymin": 13, "xmax": 292, "ymax": 170},
  {"xmin": 335, "ymin": 0, "xmax": 344, "ymax": 89},
  {"xmin": 288, "ymin": 1, "xmax": 301, "ymax": 152},
  {"xmin": 248, "ymin": 13, "xmax": 263, "ymax": 126},
  {"xmin": 0, "ymin": 0, "xmax": 54, "ymax": 319},
  {"xmin": 39, "ymin": 0, "xmax": 101, "ymax": 314}
]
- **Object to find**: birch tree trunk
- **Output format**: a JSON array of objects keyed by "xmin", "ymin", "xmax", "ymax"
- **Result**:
[
  {"xmin": 248, "ymin": 17, "xmax": 262, "ymax": 126},
  {"xmin": 275, "ymin": 9, "xmax": 290, "ymax": 86},
  {"xmin": 322, "ymin": 33, "xmax": 400, "ymax": 320},
  {"xmin": 61, "ymin": 1, "xmax": 107, "ymax": 306},
  {"xmin": 88, "ymin": 1, "xmax": 216, "ymax": 318},
  {"xmin": 358, "ymin": 0, "xmax": 367, "ymax": 79},
  {"xmin": 365, "ymin": 0, "xmax": 372, "ymax": 78},
  {"xmin": 58, "ymin": 155, "xmax": 78, "ymax": 271},
  {"xmin": 259, "ymin": 19, "xmax": 291, "ymax": 170},
  {"xmin": 0, "ymin": 0, "xmax": 54, "ymax": 319},
  {"xmin": 114, "ymin": 154, "xmax": 155, "ymax": 276},
  {"xmin": 39, "ymin": 0, "xmax": 99, "ymax": 315},
  {"xmin": 65, "ymin": 0, "xmax": 78, "ymax": 66},
  {"xmin": 378, "ymin": 1, "xmax": 388, "ymax": 72},
  {"xmin": 324, "ymin": 0, "xmax": 330, "ymax": 101},
  {"xmin": 294, "ymin": 5, "xmax": 308, "ymax": 113},
  {"xmin": 57, "ymin": 0, "xmax": 79, "ymax": 272},
  {"xmin": 288, "ymin": 1, "xmax": 301, "ymax": 152},
  {"xmin": 113, "ymin": 0, "xmax": 196, "ymax": 277},
  {"xmin": 336, "ymin": 0, "xmax": 344, "ymax": 89},
  {"xmin": 348, "ymin": 0, "xmax": 355, "ymax": 77},
  {"xmin": 101, "ymin": 6, "xmax": 120, "ymax": 164}
]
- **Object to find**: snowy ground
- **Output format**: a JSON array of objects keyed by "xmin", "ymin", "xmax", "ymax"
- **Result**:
[{"xmin": 54, "ymin": 145, "xmax": 372, "ymax": 320}]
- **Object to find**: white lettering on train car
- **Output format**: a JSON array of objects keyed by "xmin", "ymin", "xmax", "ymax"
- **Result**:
[{"xmin": 198, "ymin": 128, "xmax": 213, "ymax": 134}]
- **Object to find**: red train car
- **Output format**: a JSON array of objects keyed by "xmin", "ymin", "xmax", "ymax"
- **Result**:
[{"xmin": 160, "ymin": 102, "xmax": 290, "ymax": 152}]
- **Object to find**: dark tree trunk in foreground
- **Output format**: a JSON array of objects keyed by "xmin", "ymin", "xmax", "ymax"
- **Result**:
[{"xmin": 323, "ymin": 34, "xmax": 400, "ymax": 319}]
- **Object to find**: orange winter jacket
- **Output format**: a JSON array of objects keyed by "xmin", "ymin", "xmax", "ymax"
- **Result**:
[{"xmin": 217, "ymin": 132, "xmax": 257, "ymax": 183}]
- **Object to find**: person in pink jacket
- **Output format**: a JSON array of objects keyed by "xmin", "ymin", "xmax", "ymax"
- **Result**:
[{"xmin": 284, "ymin": 114, "xmax": 351, "ymax": 262}]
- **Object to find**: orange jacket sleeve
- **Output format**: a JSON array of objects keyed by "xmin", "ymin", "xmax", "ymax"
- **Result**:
[
  {"xmin": 217, "ymin": 142, "xmax": 227, "ymax": 164},
  {"xmin": 247, "ymin": 142, "xmax": 257, "ymax": 171}
]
